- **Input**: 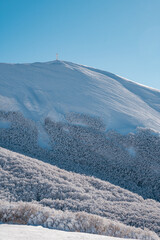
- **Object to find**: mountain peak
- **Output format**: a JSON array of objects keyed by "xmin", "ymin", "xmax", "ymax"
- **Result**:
[{"xmin": 0, "ymin": 60, "xmax": 160, "ymax": 133}]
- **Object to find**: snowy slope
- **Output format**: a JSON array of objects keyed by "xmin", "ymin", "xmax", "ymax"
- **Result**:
[
  {"xmin": 0, "ymin": 62, "xmax": 160, "ymax": 240},
  {"xmin": 0, "ymin": 60, "xmax": 160, "ymax": 134},
  {"xmin": 0, "ymin": 147, "xmax": 160, "ymax": 237},
  {"xmin": 0, "ymin": 224, "xmax": 135, "ymax": 240}
]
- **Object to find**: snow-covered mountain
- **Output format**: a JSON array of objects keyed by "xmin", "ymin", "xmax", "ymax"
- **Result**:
[
  {"xmin": 0, "ymin": 60, "xmax": 160, "ymax": 202},
  {"xmin": 0, "ymin": 60, "xmax": 160, "ymax": 134},
  {"xmin": 0, "ymin": 60, "xmax": 160, "ymax": 239}
]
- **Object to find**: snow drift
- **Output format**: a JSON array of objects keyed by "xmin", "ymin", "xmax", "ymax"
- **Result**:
[
  {"xmin": 0, "ymin": 60, "xmax": 160, "ymax": 133},
  {"xmin": 0, "ymin": 224, "xmax": 150, "ymax": 240}
]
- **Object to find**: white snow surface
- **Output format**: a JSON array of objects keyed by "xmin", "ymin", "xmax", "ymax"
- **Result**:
[
  {"xmin": 0, "ymin": 60, "xmax": 160, "ymax": 133},
  {"xmin": 0, "ymin": 121, "xmax": 11, "ymax": 129},
  {"xmin": 0, "ymin": 224, "xmax": 135, "ymax": 240}
]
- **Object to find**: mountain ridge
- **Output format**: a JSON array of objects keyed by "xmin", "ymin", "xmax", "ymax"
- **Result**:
[
  {"xmin": 0, "ymin": 60, "xmax": 160, "ymax": 134},
  {"xmin": 0, "ymin": 60, "xmax": 160, "ymax": 238},
  {"xmin": 0, "ymin": 60, "xmax": 160, "ymax": 202}
]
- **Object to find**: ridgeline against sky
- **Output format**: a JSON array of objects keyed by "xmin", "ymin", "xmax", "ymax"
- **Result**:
[{"xmin": 0, "ymin": 0, "xmax": 160, "ymax": 89}]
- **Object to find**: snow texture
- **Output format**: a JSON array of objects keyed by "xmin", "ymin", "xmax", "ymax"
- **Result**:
[
  {"xmin": 0, "ymin": 121, "xmax": 11, "ymax": 129},
  {"xmin": 0, "ymin": 147, "xmax": 160, "ymax": 237},
  {"xmin": 0, "ymin": 60, "xmax": 160, "ymax": 134},
  {"xmin": 0, "ymin": 224, "xmax": 137, "ymax": 240}
]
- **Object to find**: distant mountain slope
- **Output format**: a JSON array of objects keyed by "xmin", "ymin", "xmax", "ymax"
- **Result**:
[
  {"xmin": 0, "ymin": 60, "xmax": 160, "ymax": 133},
  {"xmin": 0, "ymin": 147, "xmax": 160, "ymax": 236}
]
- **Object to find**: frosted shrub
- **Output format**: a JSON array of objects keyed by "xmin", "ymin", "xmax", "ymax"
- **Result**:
[
  {"xmin": 0, "ymin": 200, "xmax": 159, "ymax": 240},
  {"xmin": 0, "ymin": 201, "xmax": 39, "ymax": 224}
]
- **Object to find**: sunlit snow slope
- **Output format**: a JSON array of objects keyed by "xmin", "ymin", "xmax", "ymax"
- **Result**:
[
  {"xmin": 0, "ymin": 60, "xmax": 160, "ymax": 133},
  {"xmin": 0, "ymin": 225, "xmax": 135, "ymax": 240}
]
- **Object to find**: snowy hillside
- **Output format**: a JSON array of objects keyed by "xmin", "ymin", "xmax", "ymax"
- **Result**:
[
  {"xmin": 0, "ymin": 147, "xmax": 160, "ymax": 238},
  {"xmin": 0, "ymin": 60, "xmax": 160, "ymax": 134},
  {"xmin": 0, "ymin": 60, "xmax": 160, "ymax": 239},
  {"xmin": 0, "ymin": 225, "xmax": 137, "ymax": 240},
  {"xmin": 0, "ymin": 60, "xmax": 160, "ymax": 202}
]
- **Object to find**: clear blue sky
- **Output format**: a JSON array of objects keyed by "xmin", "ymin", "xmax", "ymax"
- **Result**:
[{"xmin": 0, "ymin": 0, "xmax": 160, "ymax": 89}]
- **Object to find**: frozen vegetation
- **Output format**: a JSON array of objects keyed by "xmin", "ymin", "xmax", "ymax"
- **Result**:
[
  {"xmin": 0, "ymin": 147, "xmax": 160, "ymax": 237},
  {"xmin": 0, "ymin": 111, "xmax": 159, "ymax": 201},
  {"xmin": 0, "ymin": 201, "xmax": 159, "ymax": 240},
  {"xmin": 0, "ymin": 60, "xmax": 160, "ymax": 239}
]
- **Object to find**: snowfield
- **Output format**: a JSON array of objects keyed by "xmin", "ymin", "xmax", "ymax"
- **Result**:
[
  {"xmin": 0, "ymin": 224, "xmax": 136, "ymax": 240},
  {"xmin": 0, "ymin": 60, "xmax": 160, "ymax": 133}
]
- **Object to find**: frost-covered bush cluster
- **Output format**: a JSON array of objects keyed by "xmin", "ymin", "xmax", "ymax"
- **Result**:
[
  {"xmin": 45, "ymin": 115, "xmax": 160, "ymax": 201},
  {"xmin": 0, "ymin": 147, "xmax": 160, "ymax": 236},
  {"xmin": 0, "ymin": 111, "xmax": 38, "ymax": 154},
  {"xmin": 0, "ymin": 111, "xmax": 160, "ymax": 201},
  {"xmin": 0, "ymin": 200, "xmax": 159, "ymax": 240}
]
